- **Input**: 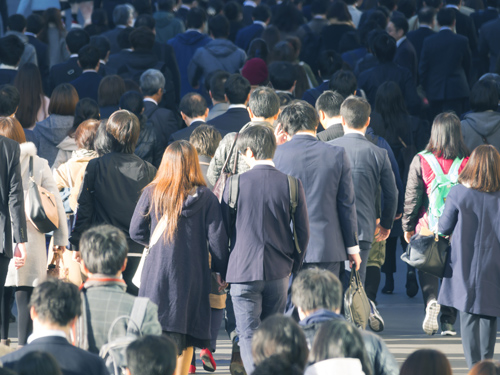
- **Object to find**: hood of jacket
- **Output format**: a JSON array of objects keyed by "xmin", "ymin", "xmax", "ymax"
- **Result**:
[
  {"xmin": 180, "ymin": 186, "xmax": 212, "ymax": 218},
  {"xmin": 35, "ymin": 115, "xmax": 74, "ymax": 147},
  {"xmin": 177, "ymin": 31, "xmax": 211, "ymax": 46},
  {"xmin": 56, "ymin": 136, "xmax": 78, "ymax": 152},
  {"xmin": 299, "ymin": 309, "xmax": 345, "ymax": 326},
  {"xmin": 154, "ymin": 11, "xmax": 176, "ymax": 27},
  {"xmin": 462, "ymin": 110, "xmax": 500, "ymax": 137},
  {"xmin": 5, "ymin": 31, "xmax": 28, "ymax": 45},
  {"xmin": 204, "ymin": 39, "xmax": 239, "ymax": 58},
  {"xmin": 305, "ymin": 359, "xmax": 365, "ymax": 375}
]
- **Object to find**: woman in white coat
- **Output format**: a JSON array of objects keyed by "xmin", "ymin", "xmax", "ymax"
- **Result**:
[{"xmin": 0, "ymin": 117, "xmax": 67, "ymax": 347}]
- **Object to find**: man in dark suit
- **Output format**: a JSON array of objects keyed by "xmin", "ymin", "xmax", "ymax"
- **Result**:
[
  {"xmin": 70, "ymin": 45, "xmax": 103, "ymax": 102},
  {"xmin": 222, "ymin": 125, "xmax": 309, "ymax": 374},
  {"xmin": 274, "ymin": 101, "xmax": 361, "ymax": 279},
  {"xmin": 479, "ymin": 16, "xmax": 500, "ymax": 73},
  {"xmin": 406, "ymin": 7, "xmax": 436, "ymax": 61},
  {"xmin": 329, "ymin": 96, "xmax": 398, "ymax": 284},
  {"xmin": 235, "ymin": 5, "xmax": 270, "ymax": 52},
  {"xmin": 242, "ymin": 0, "xmax": 261, "ymax": 26},
  {"xmin": 105, "ymin": 27, "xmax": 133, "ymax": 76},
  {"xmin": 175, "ymin": 0, "xmax": 195, "ymax": 25},
  {"xmin": 470, "ymin": 0, "xmax": 498, "ymax": 33},
  {"xmin": 387, "ymin": 15, "xmax": 418, "ymax": 83},
  {"xmin": 420, "ymin": 8, "xmax": 471, "ymax": 119},
  {"xmin": 169, "ymin": 93, "xmax": 208, "ymax": 144},
  {"xmin": 445, "ymin": 0, "xmax": 478, "ymax": 54},
  {"xmin": 207, "ymin": 74, "xmax": 251, "ymax": 136},
  {"xmin": 101, "ymin": 4, "xmax": 134, "ymax": 54},
  {"xmin": 316, "ymin": 90, "xmax": 345, "ymax": 142},
  {"xmin": 25, "ymin": 14, "xmax": 50, "ymax": 93},
  {"xmin": 49, "ymin": 29, "xmax": 90, "ymax": 95},
  {"xmin": 0, "ymin": 35, "xmax": 23, "ymax": 85},
  {"xmin": 0, "ymin": 279, "xmax": 108, "ymax": 375},
  {"xmin": 302, "ymin": 50, "xmax": 342, "ymax": 107}
]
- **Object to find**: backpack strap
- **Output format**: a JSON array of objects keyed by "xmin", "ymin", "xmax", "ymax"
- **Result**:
[
  {"xmin": 447, "ymin": 157, "xmax": 464, "ymax": 183},
  {"xmin": 287, "ymin": 175, "xmax": 301, "ymax": 255},
  {"xmin": 127, "ymin": 297, "xmax": 150, "ymax": 336},
  {"xmin": 419, "ymin": 151, "xmax": 445, "ymax": 178}
]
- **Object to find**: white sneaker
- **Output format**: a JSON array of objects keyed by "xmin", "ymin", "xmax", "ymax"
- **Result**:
[
  {"xmin": 369, "ymin": 299, "xmax": 384, "ymax": 332},
  {"xmin": 423, "ymin": 300, "xmax": 440, "ymax": 335}
]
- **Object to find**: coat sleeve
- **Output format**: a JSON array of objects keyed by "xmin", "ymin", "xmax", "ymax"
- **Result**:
[
  {"xmin": 40, "ymin": 159, "xmax": 68, "ymax": 246},
  {"xmin": 402, "ymin": 155, "xmax": 424, "ymax": 232},
  {"xmin": 438, "ymin": 186, "xmax": 459, "ymax": 236},
  {"xmin": 206, "ymin": 192, "xmax": 229, "ymax": 280},
  {"xmin": 379, "ymin": 150, "xmax": 398, "ymax": 230},
  {"xmin": 336, "ymin": 148, "xmax": 359, "ymax": 249},
  {"xmin": 293, "ymin": 178, "xmax": 310, "ymax": 269},
  {"xmin": 9, "ymin": 144, "xmax": 27, "ymax": 243},
  {"xmin": 129, "ymin": 188, "xmax": 152, "ymax": 248},
  {"xmin": 53, "ymin": 161, "xmax": 70, "ymax": 190}
]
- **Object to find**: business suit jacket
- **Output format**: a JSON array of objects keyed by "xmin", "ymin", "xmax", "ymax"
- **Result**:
[
  {"xmin": 0, "ymin": 69, "xmax": 17, "ymax": 85},
  {"xmin": 302, "ymin": 80, "xmax": 329, "ymax": 107},
  {"xmin": 106, "ymin": 49, "xmax": 132, "ymax": 75},
  {"xmin": 329, "ymin": 133, "xmax": 398, "ymax": 243},
  {"xmin": 143, "ymin": 100, "xmax": 181, "ymax": 146},
  {"xmin": 0, "ymin": 136, "xmax": 27, "ymax": 257},
  {"xmin": 168, "ymin": 120, "xmax": 206, "ymax": 145},
  {"xmin": 419, "ymin": 29, "xmax": 471, "ymax": 101},
  {"xmin": 273, "ymin": 135, "xmax": 358, "ymax": 263},
  {"xmin": 222, "ymin": 165, "xmax": 309, "ymax": 283},
  {"xmin": 70, "ymin": 71, "xmax": 103, "ymax": 102},
  {"xmin": 242, "ymin": 5, "xmax": 255, "ymax": 26},
  {"xmin": 406, "ymin": 26, "xmax": 435, "ymax": 61},
  {"xmin": 207, "ymin": 107, "xmax": 250, "ymax": 136},
  {"xmin": 479, "ymin": 18, "xmax": 500, "ymax": 73},
  {"xmin": 235, "ymin": 23, "xmax": 265, "ymax": 51},
  {"xmin": 450, "ymin": 7, "xmax": 478, "ymax": 53},
  {"xmin": 1, "ymin": 336, "xmax": 108, "ymax": 375},
  {"xmin": 49, "ymin": 56, "xmax": 82, "ymax": 95},
  {"xmin": 27, "ymin": 34, "xmax": 50, "ymax": 92},
  {"xmin": 394, "ymin": 37, "xmax": 418, "ymax": 82},
  {"xmin": 471, "ymin": 7, "xmax": 498, "ymax": 33},
  {"xmin": 101, "ymin": 26, "xmax": 127, "ymax": 54},
  {"xmin": 317, "ymin": 123, "xmax": 344, "ymax": 142}
]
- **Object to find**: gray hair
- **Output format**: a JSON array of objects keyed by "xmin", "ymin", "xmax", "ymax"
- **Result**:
[
  {"xmin": 248, "ymin": 87, "xmax": 280, "ymax": 119},
  {"xmin": 140, "ymin": 69, "xmax": 166, "ymax": 96},
  {"xmin": 113, "ymin": 4, "xmax": 134, "ymax": 26},
  {"xmin": 291, "ymin": 268, "xmax": 342, "ymax": 312}
]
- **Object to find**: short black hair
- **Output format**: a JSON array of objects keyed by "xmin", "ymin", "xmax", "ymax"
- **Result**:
[
  {"xmin": 316, "ymin": 90, "xmax": 344, "ymax": 118},
  {"xmin": 371, "ymin": 32, "xmax": 397, "ymax": 63},
  {"xmin": 253, "ymin": 356, "xmax": 304, "ymax": 375},
  {"xmin": 117, "ymin": 27, "xmax": 134, "ymax": 50},
  {"xmin": 340, "ymin": 95, "xmax": 371, "ymax": 129},
  {"xmin": 328, "ymin": 70, "xmax": 357, "ymax": 98},
  {"xmin": 90, "ymin": 35, "xmax": 111, "ymax": 60},
  {"xmin": 418, "ymin": 7, "xmax": 436, "ymax": 25},
  {"xmin": 130, "ymin": 26, "xmax": 155, "ymax": 51},
  {"xmin": 470, "ymin": 79, "xmax": 499, "ymax": 112},
  {"xmin": 0, "ymin": 35, "xmax": 24, "ymax": 66},
  {"xmin": 224, "ymin": 74, "xmax": 251, "ymax": 104},
  {"xmin": 179, "ymin": 93, "xmax": 208, "ymax": 118},
  {"xmin": 7, "ymin": 14, "xmax": 26, "ymax": 32},
  {"xmin": 390, "ymin": 15, "xmax": 409, "ymax": 35},
  {"xmin": 279, "ymin": 101, "xmax": 319, "ymax": 135},
  {"xmin": 120, "ymin": 90, "xmax": 145, "ymax": 117},
  {"xmin": 253, "ymin": 5, "xmax": 271, "ymax": 22},
  {"xmin": 73, "ymin": 98, "xmax": 100, "ymax": 130},
  {"xmin": 224, "ymin": 1, "xmax": 242, "ymax": 21},
  {"xmin": 311, "ymin": 0, "xmax": 328, "ymax": 15},
  {"xmin": 29, "ymin": 279, "xmax": 82, "ymax": 326},
  {"xmin": 78, "ymin": 45, "xmax": 100, "ymax": 70},
  {"xmin": 269, "ymin": 62, "xmax": 296, "ymax": 91},
  {"xmin": 437, "ymin": 7, "xmax": 455, "ymax": 27},
  {"xmin": 189, "ymin": 125, "xmax": 222, "ymax": 157},
  {"xmin": 135, "ymin": 14, "xmax": 156, "ymax": 30},
  {"xmin": 291, "ymin": 268, "xmax": 343, "ymax": 312},
  {"xmin": 80, "ymin": 225, "xmax": 129, "ymax": 277},
  {"xmin": 127, "ymin": 336, "xmax": 178, "ymax": 375},
  {"xmin": 26, "ymin": 14, "xmax": 44, "ymax": 34},
  {"xmin": 113, "ymin": 4, "xmax": 133, "ymax": 26},
  {"xmin": 209, "ymin": 14, "xmax": 229, "ymax": 38},
  {"xmin": 249, "ymin": 87, "xmax": 280, "ymax": 119},
  {"xmin": 209, "ymin": 71, "xmax": 230, "ymax": 102},
  {"xmin": 318, "ymin": 50, "xmax": 343, "ymax": 79},
  {"xmin": 187, "ymin": 7, "xmax": 207, "ymax": 29},
  {"xmin": 66, "ymin": 29, "xmax": 90, "ymax": 54},
  {"xmin": 0, "ymin": 85, "xmax": 20, "ymax": 116},
  {"xmin": 237, "ymin": 125, "xmax": 276, "ymax": 160}
]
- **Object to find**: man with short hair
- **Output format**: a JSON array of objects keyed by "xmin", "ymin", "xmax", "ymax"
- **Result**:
[
  {"xmin": 70, "ymin": 45, "xmax": 102, "ymax": 102},
  {"xmin": 190, "ymin": 125, "xmax": 222, "ymax": 189},
  {"xmin": 329, "ymin": 96, "xmax": 398, "ymax": 284},
  {"xmin": 222, "ymin": 125, "xmax": 309, "ymax": 374},
  {"xmin": 169, "ymin": 93, "xmax": 209, "ymax": 144},
  {"xmin": 73, "ymin": 225, "xmax": 162, "ymax": 353},
  {"xmin": 269, "ymin": 62, "xmax": 296, "ymax": 102},
  {"xmin": 126, "ymin": 336, "xmax": 178, "ymax": 375},
  {"xmin": 0, "ymin": 85, "xmax": 20, "ymax": 117},
  {"xmin": 328, "ymin": 70, "xmax": 357, "ymax": 99},
  {"xmin": 102, "ymin": 4, "xmax": 135, "ymax": 54},
  {"xmin": 302, "ymin": 50, "xmax": 342, "ymax": 106},
  {"xmin": 206, "ymin": 71, "xmax": 230, "ymax": 121},
  {"xmin": 25, "ymin": 14, "xmax": 49, "ymax": 90},
  {"xmin": 0, "ymin": 279, "xmax": 108, "ymax": 375},
  {"xmin": 5, "ymin": 14, "xmax": 37, "ymax": 68},
  {"xmin": 386, "ymin": 15, "xmax": 418, "ymax": 82},
  {"xmin": 235, "ymin": 5, "xmax": 271, "ymax": 51},
  {"xmin": 176, "ymin": 0, "xmax": 198, "ymax": 25},
  {"xmin": 90, "ymin": 35, "xmax": 111, "ymax": 76},
  {"xmin": 0, "ymin": 36, "xmax": 24, "ymax": 85},
  {"xmin": 292, "ymin": 269, "xmax": 399, "ymax": 375},
  {"xmin": 106, "ymin": 27, "xmax": 133, "ymax": 76},
  {"xmin": 207, "ymin": 74, "xmax": 251, "ymax": 135},
  {"xmin": 316, "ymin": 90, "xmax": 345, "ymax": 142},
  {"xmin": 406, "ymin": 7, "xmax": 436, "ymax": 61}
]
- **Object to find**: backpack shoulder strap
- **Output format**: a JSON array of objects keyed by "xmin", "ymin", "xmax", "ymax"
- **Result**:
[
  {"xmin": 419, "ymin": 151, "xmax": 445, "ymax": 178},
  {"xmin": 127, "ymin": 297, "xmax": 150, "ymax": 336},
  {"xmin": 287, "ymin": 175, "xmax": 301, "ymax": 254},
  {"xmin": 448, "ymin": 157, "xmax": 464, "ymax": 182}
]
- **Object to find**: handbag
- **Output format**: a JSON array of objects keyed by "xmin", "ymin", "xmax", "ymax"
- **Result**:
[
  {"xmin": 401, "ymin": 227, "xmax": 450, "ymax": 278},
  {"xmin": 132, "ymin": 215, "xmax": 168, "ymax": 288},
  {"xmin": 212, "ymin": 134, "xmax": 239, "ymax": 202},
  {"xmin": 47, "ymin": 251, "xmax": 69, "ymax": 280},
  {"xmin": 344, "ymin": 269, "xmax": 371, "ymax": 329},
  {"xmin": 27, "ymin": 156, "xmax": 59, "ymax": 233}
]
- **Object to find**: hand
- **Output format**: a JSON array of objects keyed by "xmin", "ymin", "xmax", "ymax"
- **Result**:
[
  {"xmin": 348, "ymin": 253, "xmax": 362, "ymax": 271},
  {"xmin": 14, "ymin": 243, "xmax": 27, "ymax": 269},
  {"xmin": 215, "ymin": 273, "xmax": 228, "ymax": 292},
  {"xmin": 72, "ymin": 250, "xmax": 82, "ymax": 264},
  {"xmin": 394, "ymin": 213, "xmax": 402, "ymax": 220},
  {"xmin": 404, "ymin": 231, "xmax": 415, "ymax": 244},
  {"xmin": 375, "ymin": 224, "xmax": 390, "ymax": 242},
  {"xmin": 274, "ymin": 124, "xmax": 289, "ymax": 145}
]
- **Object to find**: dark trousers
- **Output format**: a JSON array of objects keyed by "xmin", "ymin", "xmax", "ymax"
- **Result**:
[
  {"xmin": 460, "ymin": 311, "xmax": 497, "ymax": 369},
  {"xmin": 0, "ymin": 255, "xmax": 10, "ymax": 340},
  {"xmin": 359, "ymin": 240, "xmax": 372, "ymax": 285},
  {"xmin": 122, "ymin": 255, "xmax": 140, "ymax": 296},
  {"xmin": 418, "ymin": 270, "xmax": 457, "ymax": 324},
  {"xmin": 225, "ymin": 291, "xmax": 237, "ymax": 341},
  {"xmin": 15, "ymin": 286, "xmax": 33, "ymax": 345},
  {"xmin": 231, "ymin": 277, "xmax": 288, "ymax": 374},
  {"xmin": 382, "ymin": 236, "xmax": 407, "ymax": 274}
]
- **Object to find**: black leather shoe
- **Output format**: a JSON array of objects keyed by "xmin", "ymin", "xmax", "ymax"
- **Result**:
[
  {"xmin": 406, "ymin": 270, "xmax": 419, "ymax": 298},
  {"xmin": 381, "ymin": 273, "xmax": 394, "ymax": 294}
]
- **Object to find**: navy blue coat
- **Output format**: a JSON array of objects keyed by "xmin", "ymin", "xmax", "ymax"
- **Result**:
[
  {"xmin": 221, "ymin": 165, "xmax": 309, "ymax": 283},
  {"xmin": 470, "ymin": 7, "xmax": 498, "ymax": 34},
  {"xmin": 302, "ymin": 80, "xmax": 329, "ymax": 107},
  {"xmin": 394, "ymin": 38, "xmax": 418, "ymax": 83},
  {"xmin": 438, "ymin": 184, "xmax": 500, "ymax": 317},
  {"xmin": 70, "ymin": 71, "xmax": 103, "ymax": 102},
  {"xmin": 274, "ymin": 134, "xmax": 358, "ymax": 263},
  {"xmin": 101, "ymin": 26, "xmax": 127, "ymax": 54},
  {"xmin": 479, "ymin": 18, "xmax": 500, "ymax": 73},
  {"xmin": 206, "ymin": 107, "xmax": 250, "ymax": 136},
  {"xmin": 406, "ymin": 26, "xmax": 435, "ymax": 61},
  {"xmin": 168, "ymin": 120, "xmax": 206, "ymax": 145},
  {"xmin": 235, "ymin": 23, "xmax": 265, "ymax": 52},
  {"xmin": 0, "ymin": 69, "xmax": 16, "ymax": 85},
  {"xmin": 27, "ymin": 34, "xmax": 50, "ymax": 92}
]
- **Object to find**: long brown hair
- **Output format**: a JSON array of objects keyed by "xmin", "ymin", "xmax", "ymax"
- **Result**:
[
  {"xmin": 148, "ymin": 140, "xmax": 206, "ymax": 242},
  {"xmin": 0, "ymin": 117, "xmax": 27, "ymax": 144},
  {"xmin": 14, "ymin": 63, "xmax": 44, "ymax": 129},
  {"xmin": 425, "ymin": 112, "xmax": 469, "ymax": 160},
  {"xmin": 459, "ymin": 145, "xmax": 500, "ymax": 192}
]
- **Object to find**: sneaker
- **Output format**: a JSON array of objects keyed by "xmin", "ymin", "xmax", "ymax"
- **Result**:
[
  {"xmin": 368, "ymin": 299, "xmax": 384, "ymax": 332},
  {"xmin": 200, "ymin": 349, "xmax": 216, "ymax": 372},
  {"xmin": 188, "ymin": 365, "xmax": 196, "ymax": 374},
  {"xmin": 423, "ymin": 300, "xmax": 440, "ymax": 335},
  {"xmin": 441, "ymin": 323, "xmax": 457, "ymax": 336}
]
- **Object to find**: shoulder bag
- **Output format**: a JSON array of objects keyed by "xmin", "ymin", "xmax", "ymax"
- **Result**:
[
  {"xmin": 213, "ymin": 134, "xmax": 239, "ymax": 202},
  {"xmin": 344, "ymin": 269, "xmax": 371, "ymax": 329}
]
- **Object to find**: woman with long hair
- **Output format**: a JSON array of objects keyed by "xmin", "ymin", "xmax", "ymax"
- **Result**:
[
  {"xmin": 400, "ymin": 349, "xmax": 452, "ymax": 375},
  {"xmin": 402, "ymin": 112, "xmax": 469, "ymax": 336},
  {"xmin": 129, "ymin": 141, "xmax": 229, "ymax": 375},
  {"xmin": 37, "ymin": 8, "xmax": 70, "ymax": 67},
  {"xmin": 439, "ymin": 145, "xmax": 500, "ymax": 368}
]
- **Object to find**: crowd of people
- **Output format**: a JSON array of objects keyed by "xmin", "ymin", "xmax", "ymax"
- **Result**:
[{"xmin": 1, "ymin": 0, "xmax": 500, "ymax": 374}]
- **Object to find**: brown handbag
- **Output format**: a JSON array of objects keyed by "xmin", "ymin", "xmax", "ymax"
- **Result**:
[{"xmin": 212, "ymin": 134, "xmax": 239, "ymax": 202}]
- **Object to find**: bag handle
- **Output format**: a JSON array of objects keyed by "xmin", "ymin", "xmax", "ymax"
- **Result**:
[
  {"xmin": 221, "ymin": 134, "xmax": 239, "ymax": 174},
  {"xmin": 29, "ymin": 156, "xmax": 34, "ymax": 179}
]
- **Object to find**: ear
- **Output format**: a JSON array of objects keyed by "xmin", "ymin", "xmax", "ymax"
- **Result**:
[
  {"xmin": 247, "ymin": 106, "xmax": 254, "ymax": 119},
  {"xmin": 224, "ymin": 94, "xmax": 229, "ymax": 103},
  {"xmin": 30, "ymin": 306, "xmax": 37, "ymax": 321},
  {"xmin": 105, "ymin": 51, "xmax": 110, "ymax": 61},
  {"xmin": 341, "ymin": 116, "xmax": 347, "ymax": 126},
  {"xmin": 204, "ymin": 108, "xmax": 209, "ymax": 118},
  {"xmin": 125, "ymin": 368, "xmax": 132, "ymax": 375},
  {"xmin": 121, "ymin": 257, "xmax": 128, "ymax": 272},
  {"xmin": 365, "ymin": 116, "xmax": 371, "ymax": 128},
  {"xmin": 180, "ymin": 112, "xmax": 188, "ymax": 122},
  {"xmin": 157, "ymin": 88, "xmax": 163, "ymax": 96},
  {"xmin": 291, "ymin": 80, "xmax": 297, "ymax": 93},
  {"xmin": 245, "ymin": 93, "xmax": 250, "ymax": 104},
  {"xmin": 209, "ymin": 90, "xmax": 214, "ymax": 100},
  {"xmin": 95, "ymin": 60, "xmax": 100, "ymax": 71},
  {"xmin": 318, "ymin": 110, "xmax": 326, "ymax": 122},
  {"xmin": 272, "ymin": 111, "xmax": 279, "ymax": 121}
]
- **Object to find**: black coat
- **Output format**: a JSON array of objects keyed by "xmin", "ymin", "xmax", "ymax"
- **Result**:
[
  {"xmin": 394, "ymin": 38, "xmax": 418, "ymax": 83},
  {"xmin": 101, "ymin": 26, "xmax": 127, "ymax": 54},
  {"xmin": 143, "ymin": 100, "xmax": 181, "ymax": 147},
  {"xmin": 134, "ymin": 119, "xmax": 165, "ymax": 168},
  {"xmin": 479, "ymin": 18, "xmax": 500, "ymax": 73},
  {"xmin": 406, "ymin": 26, "xmax": 435, "ymax": 61},
  {"xmin": 106, "ymin": 49, "xmax": 132, "ymax": 75},
  {"xmin": 302, "ymin": 80, "xmax": 329, "ymax": 107},
  {"xmin": 0, "ymin": 69, "xmax": 16, "ymax": 85},
  {"xmin": 168, "ymin": 120, "xmax": 206, "ymax": 145},
  {"xmin": 26, "ymin": 34, "xmax": 50, "ymax": 93},
  {"xmin": 70, "ymin": 71, "xmax": 103, "ymax": 102},
  {"xmin": 0, "ymin": 136, "xmax": 27, "ymax": 257}
]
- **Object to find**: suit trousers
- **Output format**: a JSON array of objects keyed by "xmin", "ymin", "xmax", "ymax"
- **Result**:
[
  {"xmin": 231, "ymin": 277, "xmax": 289, "ymax": 374},
  {"xmin": 460, "ymin": 311, "xmax": 497, "ymax": 369},
  {"xmin": 418, "ymin": 270, "xmax": 457, "ymax": 325},
  {"xmin": 0, "ymin": 255, "xmax": 10, "ymax": 340}
]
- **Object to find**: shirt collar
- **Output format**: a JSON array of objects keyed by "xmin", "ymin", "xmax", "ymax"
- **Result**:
[
  {"xmin": 252, "ymin": 160, "xmax": 275, "ymax": 168},
  {"xmin": 313, "ymin": 14, "xmax": 326, "ymax": 19},
  {"xmin": 186, "ymin": 28, "xmax": 202, "ymax": 33},
  {"xmin": 228, "ymin": 104, "xmax": 247, "ymax": 109},
  {"xmin": 445, "ymin": 4, "xmax": 459, "ymax": 9},
  {"xmin": 253, "ymin": 20, "xmax": 267, "ymax": 28},
  {"xmin": 82, "ymin": 69, "xmax": 98, "ymax": 73},
  {"xmin": 439, "ymin": 26, "xmax": 453, "ymax": 31},
  {"xmin": 294, "ymin": 131, "xmax": 317, "ymax": 138},
  {"xmin": 28, "ymin": 329, "xmax": 68, "ymax": 344},
  {"xmin": 180, "ymin": 4, "xmax": 190, "ymax": 10},
  {"xmin": 243, "ymin": 0, "xmax": 257, "ymax": 6},
  {"xmin": 396, "ymin": 35, "xmax": 406, "ymax": 48},
  {"xmin": 144, "ymin": 97, "xmax": 158, "ymax": 105},
  {"xmin": 70, "ymin": 53, "xmax": 78, "ymax": 58},
  {"xmin": 420, "ymin": 24, "xmax": 432, "ymax": 29},
  {"xmin": 0, "ymin": 64, "xmax": 17, "ymax": 70},
  {"xmin": 344, "ymin": 128, "xmax": 365, "ymax": 136},
  {"xmin": 325, "ymin": 118, "xmax": 343, "ymax": 128}
]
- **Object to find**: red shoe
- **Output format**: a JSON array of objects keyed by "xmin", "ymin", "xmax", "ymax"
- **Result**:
[
  {"xmin": 200, "ymin": 349, "xmax": 216, "ymax": 372},
  {"xmin": 188, "ymin": 365, "xmax": 196, "ymax": 374}
]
